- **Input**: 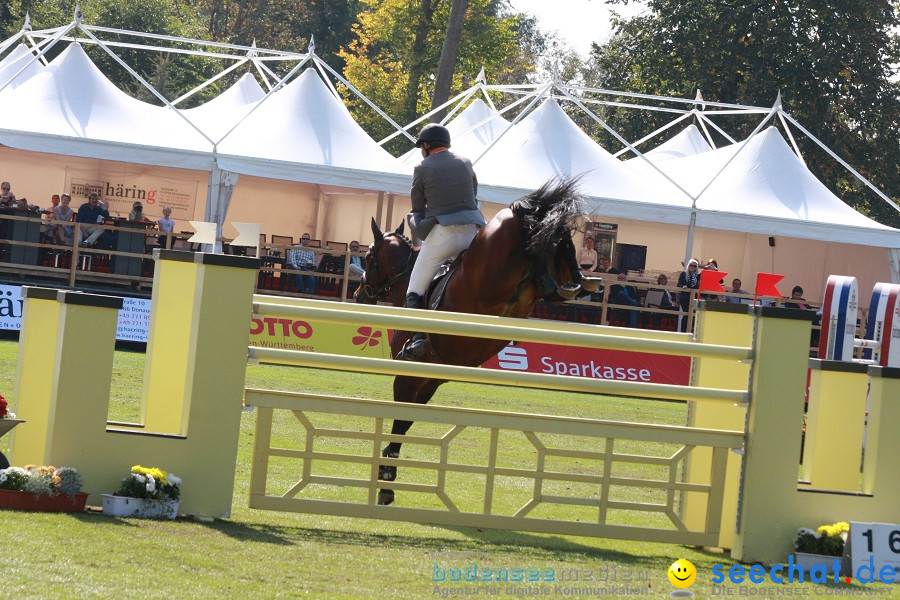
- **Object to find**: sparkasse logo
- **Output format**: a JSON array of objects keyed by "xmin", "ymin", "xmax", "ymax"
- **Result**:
[{"xmin": 497, "ymin": 345, "xmax": 529, "ymax": 370}]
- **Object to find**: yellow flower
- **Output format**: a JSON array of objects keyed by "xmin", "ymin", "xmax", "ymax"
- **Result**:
[{"xmin": 131, "ymin": 465, "xmax": 169, "ymax": 485}]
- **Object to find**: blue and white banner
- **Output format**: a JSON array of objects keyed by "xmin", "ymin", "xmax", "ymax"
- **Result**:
[{"xmin": 0, "ymin": 284, "xmax": 151, "ymax": 342}]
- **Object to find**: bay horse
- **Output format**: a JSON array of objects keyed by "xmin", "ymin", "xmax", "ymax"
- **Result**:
[{"xmin": 355, "ymin": 177, "xmax": 595, "ymax": 505}]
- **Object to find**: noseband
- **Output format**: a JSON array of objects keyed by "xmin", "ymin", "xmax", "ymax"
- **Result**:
[{"xmin": 360, "ymin": 238, "xmax": 415, "ymax": 302}]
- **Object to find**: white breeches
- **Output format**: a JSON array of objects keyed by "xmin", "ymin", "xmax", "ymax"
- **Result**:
[{"xmin": 407, "ymin": 224, "xmax": 478, "ymax": 296}]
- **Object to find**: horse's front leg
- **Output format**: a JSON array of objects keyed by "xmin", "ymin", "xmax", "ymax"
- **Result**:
[{"xmin": 378, "ymin": 376, "xmax": 444, "ymax": 506}]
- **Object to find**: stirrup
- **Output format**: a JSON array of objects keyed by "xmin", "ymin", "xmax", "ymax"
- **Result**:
[{"xmin": 397, "ymin": 337, "xmax": 427, "ymax": 361}]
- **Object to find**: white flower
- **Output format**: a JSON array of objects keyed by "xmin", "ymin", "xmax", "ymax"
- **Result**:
[
  {"xmin": 0, "ymin": 472, "xmax": 7, "ymax": 484},
  {"xmin": 134, "ymin": 474, "xmax": 146, "ymax": 484},
  {"xmin": 145, "ymin": 475, "xmax": 156, "ymax": 494},
  {"xmin": 168, "ymin": 474, "xmax": 182, "ymax": 486},
  {"xmin": 6, "ymin": 412, "xmax": 14, "ymax": 419}
]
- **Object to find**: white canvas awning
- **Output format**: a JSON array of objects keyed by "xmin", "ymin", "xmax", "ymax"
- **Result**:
[{"xmin": 0, "ymin": 43, "xmax": 214, "ymax": 170}]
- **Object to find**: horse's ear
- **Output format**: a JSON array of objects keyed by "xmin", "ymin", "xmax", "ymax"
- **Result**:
[
  {"xmin": 371, "ymin": 217, "xmax": 383, "ymax": 244},
  {"xmin": 394, "ymin": 221, "xmax": 404, "ymax": 236}
]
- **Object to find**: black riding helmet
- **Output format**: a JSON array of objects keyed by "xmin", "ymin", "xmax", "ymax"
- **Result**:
[{"xmin": 415, "ymin": 123, "xmax": 451, "ymax": 148}]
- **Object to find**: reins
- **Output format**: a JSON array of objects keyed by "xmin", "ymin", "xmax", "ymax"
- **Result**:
[{"xmin": 361, "ymin": 237, "xmax": 415, "ymax": 302}]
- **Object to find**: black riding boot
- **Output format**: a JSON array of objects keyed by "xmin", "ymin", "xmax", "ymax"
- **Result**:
[{"xmin": 397, "ymin": 292, "xmax": 427, "ymax": 361}]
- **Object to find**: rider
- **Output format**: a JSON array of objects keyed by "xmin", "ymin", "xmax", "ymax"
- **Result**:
[{"xmin": 397, "ymin": 123, "xmax": 486, "ymax": 361}]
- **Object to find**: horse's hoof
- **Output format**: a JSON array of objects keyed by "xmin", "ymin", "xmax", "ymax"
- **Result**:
[
  {"xmin": 378, "ymin": 464, "xmax": 397, "ymax": 482},
  {"xmin": 378, "ymin": 489, "xmax": 395, "ymax": 505},
  {"xmin": 580, "ymin": 277, "xmax": 602, "ymax": 293},
  {"xmin": 557, "ymin": 284, "xmax": 581, "ymax": 300}
]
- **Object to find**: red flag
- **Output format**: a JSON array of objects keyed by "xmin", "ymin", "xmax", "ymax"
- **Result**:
[
  {"xmin": 699, "ymin": 269, "xmax": 728, "ymax": 293},
  {"xmin": 755, "ymin": 272, "xmax": 784, "ymax": 298}
]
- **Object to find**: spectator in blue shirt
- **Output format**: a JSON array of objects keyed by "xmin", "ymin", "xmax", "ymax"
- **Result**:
[{"xmin": 286, "ymin": 233, "xmax": 318, "ymax": 294}]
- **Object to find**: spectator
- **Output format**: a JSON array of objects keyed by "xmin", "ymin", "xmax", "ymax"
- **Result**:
[
  {"xmin": 652, "ymin": 274, "xmax": 678, "ymax": 309},
  {"xmin": 0, "ymin": 182, "xmax": 12, "ymax": 207},
  {"xmin": 128, "ymin": 201, "xmax": 151, "ymax": 223},
  {"xmin": 348, "ymin": 240, "xmax": 364, "ymax": 278},
  {"xmin": 157, "ymin": 206, "xmax": 175, "ymax": 249},
  {"xmin": 725, "ymin": 278, "xmax": 751, "ymax": 304},
  {"xmin": 286, "ymin": 233, "xmax": 318, "ymax": 294},
  {"xmin": 77, "ymin": 193, "xmax": 106, "ymax": 247},
  {"xmin": 610, "ymin": 272, "xmax": 641, "ymax": 328},
  {"xmin": 784, "ymin": 285, "xmax": 811, "ymax": 310},
  {"xmin": 53, "ymin": 194, "xmax": 75, "ymax": 245},
  {"xmin": 577, "ymin": 237, "xmax": 598, "ymax": 273},
  {"xmin": 677, "ymin": 259, "xmax": 700, "ymax": 331},
  {"xmin": 42, "ymin": 194, "xmax": 60, "ymax": 215},
  {"xmin": 599, "ymin": 255, "xmax": 614, "ymax": 273}
]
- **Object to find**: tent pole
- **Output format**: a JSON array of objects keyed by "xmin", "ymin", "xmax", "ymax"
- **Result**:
[{"xmin": 683, "ymin": 211, "xmax": 697, "ymax": 270}]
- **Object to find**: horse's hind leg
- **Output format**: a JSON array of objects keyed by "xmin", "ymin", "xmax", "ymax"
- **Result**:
[{"xmin": 378, "ymin": 376, "xmax": 444, "ymax": 506}]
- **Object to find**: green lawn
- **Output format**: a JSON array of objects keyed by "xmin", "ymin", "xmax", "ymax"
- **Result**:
[{"xmin": 0, "ymin": 339, "xmax": 886, "ymax": 599}]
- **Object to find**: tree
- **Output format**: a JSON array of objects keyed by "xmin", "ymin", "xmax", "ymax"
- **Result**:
[
  {"xmin": 431, "ymin": 0, "xmax": 468, "ymax": 119},
  {"xmin": 338, "ymin": 0, "xmax": 526, "ymax": 154},
  {"xmin": 588, "ymin": 0, "xmax": 900, "ymax": 226}
]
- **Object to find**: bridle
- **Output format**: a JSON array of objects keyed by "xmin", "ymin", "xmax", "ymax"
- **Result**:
[{"xmin": 358, "ymin": 236, "xmax": 415, "ymax": 302}]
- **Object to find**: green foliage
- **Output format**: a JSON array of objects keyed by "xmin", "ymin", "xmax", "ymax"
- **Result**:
[
  {"xmin": 590, "ymin": 0, "xmax": 900, "ymax": 226},
  {"xmin": 338, "ymin": 0, "xmax": 529, "ymax": 153},
  {"xmin": 794, "ymin": 522, "xmax": 849, "ymax": 556}
]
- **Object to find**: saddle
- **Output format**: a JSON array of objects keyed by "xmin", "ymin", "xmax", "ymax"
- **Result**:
[{"xmin": 424, "ymin": 250, "xmax": 467, "ymax": 311}]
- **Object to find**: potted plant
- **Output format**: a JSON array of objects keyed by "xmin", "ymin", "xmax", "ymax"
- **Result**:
[
  {"xmin": 794, "ymin": 522, "xmax": 849, "ymax": 570},
  {"xmin": 0, "ymin": 465, "xmax": 88, "ymax": 512},
  {"xmin": 101, "ymin": 465, "xmax": 182, "ymax": 519}
]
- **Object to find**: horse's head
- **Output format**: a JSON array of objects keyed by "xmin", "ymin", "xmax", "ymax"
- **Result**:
[
  {"xmin": 509, "ymin": 177, "xmax": 598, "ymax": 302},
  {"xmin": 354, "ymin": 218, "xmax": 416, "ymax": 305}
]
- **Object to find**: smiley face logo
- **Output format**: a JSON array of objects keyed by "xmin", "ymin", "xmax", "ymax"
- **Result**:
[{"xmin": 668, "ymin": 559, "xmax": 696, "ymax": 588}]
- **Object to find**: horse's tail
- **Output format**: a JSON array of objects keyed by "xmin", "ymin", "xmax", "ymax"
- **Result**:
[{"xmin": 511, "ymin": 175, "xmax": 584, "ymax": 255}]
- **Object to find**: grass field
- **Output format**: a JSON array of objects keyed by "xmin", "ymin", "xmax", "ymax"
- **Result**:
[{"xmin": 0, "ymin": 339, "xmax": 887, "ymax": 599}]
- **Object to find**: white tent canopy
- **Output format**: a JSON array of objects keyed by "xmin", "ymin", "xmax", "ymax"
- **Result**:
[
  {"xmin": 0, "ymin": 44, "xmax": 214, "ymax": 169},
  {"xmin": 181, "ymin": 72, "xmax": 265, "ymax": 144},
  {"xmin": 0, "ymin": 43, "xmax": 42, "ymax": 90},
  {"xmin": 216, "ymin": 68, "xmax": 411, "ymax": 192},
  {"xmin": 631, "ymin": 124, "xmax": 713, "ymax": 163},
  {"xmin": 467, "ymin": 98, "xmax": 693, "ymax": 222},
  {"xmin": 399, "ymin": 97, "xmax": 511, "ymax": 167}
]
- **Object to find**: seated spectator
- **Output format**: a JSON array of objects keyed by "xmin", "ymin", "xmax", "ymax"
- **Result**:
[
  {"xmin": 77, "ymin": 193, "xmax": 106, "ymax": 247},
  {"xmin": 349, "ymin": 240, "xmax": 364, "ymax": 278},
  {"xmin": 0, "ymin": 182, "xmax": 13, "ymax": 207},
  {"xmin": 578, "ymin": 237, "xmax": 598, "ymax": 273},
  {"xmin": 286, "ymin": 233, "xmax": 318, "ymax": 294},
  {"xmin": 784, "ymin": 285, "xmax": 811, "ymax": 310},
  {"xmin": 53, "ymin": 194, "xmax": 75, "ymax": 244},
  {"xmin": 599, "ymin": 255, "xmax": 614, "ymax": 273},
  {"xmin": 128, "ymin": 201, "xmax": 152, "ymax": 223},
  {"xmin": 610, "ymin": 272, "xmax": 640, "ymax": 328},
  {"xmin": 650, "ymin": 274, "xmax": 678, "ymax": 309},
  {"xmin": 725, "ymin": 278, "xmax": 751, "ymax": 304},
  {"xmin": 157, "ymin": 205, "xmax": 175, "ymax": 248}
]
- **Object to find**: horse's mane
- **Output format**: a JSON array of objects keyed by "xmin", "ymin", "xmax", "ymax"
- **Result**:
[{"xmin": 511, "ymin": 176, "xmax": 583, "ymax": 255}]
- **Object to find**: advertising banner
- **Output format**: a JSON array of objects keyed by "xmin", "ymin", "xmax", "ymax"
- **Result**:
[
  {"xmin": 2, "ymin": 283, "xmax": 692, "ymax": 384},
  {"xmin": 64, "ymin": 167, "xmax": 199, "ymax": 221},
  {"xmin": 247, "ymin": 318, "xmax": 692, "ymax": 385},
  {"xmin": 0, "ymin": 284, "xmax": 151, "ymax": 342},
  {"xmin": 482, "ymin": 341, "xmax": 691, "ymax": 386}
]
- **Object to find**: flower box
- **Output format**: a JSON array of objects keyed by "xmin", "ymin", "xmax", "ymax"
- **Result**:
[
  {"xmin": 101, "ymin": 494, "xmax": 180, "ymax": 519},
  {"xmin": 795, "ymin": 552, "xmax": 840, "ymax": 571},
  {"xmin": 0, "ymin": 489, "xmax": 88, "ymax": 512}
]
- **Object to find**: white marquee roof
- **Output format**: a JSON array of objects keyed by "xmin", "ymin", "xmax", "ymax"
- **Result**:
[
  {"xmin": 0, "ymin": 43, "xmax": 214, "ymax": 169},
  {"xmin": 0, "ymin": 44, "xmax": 43, "ymax": 90},
  {"xmin": 399, "ymin": 98, "xmax": 511, "ymax": 167},
  {"xmin": 181, "ymin": 73, "xmax": 265, "ymax": 143},
  {"xmin": 216, "ymin": 68, "xmax": 410, "ymax": 191},
  {"xmin": 470, "ymin": 98, "xmax": 692, "ymax": 221},
  {"xmin": 635, "ymin": 124, "xmax": 713, "ymax": 163}
]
